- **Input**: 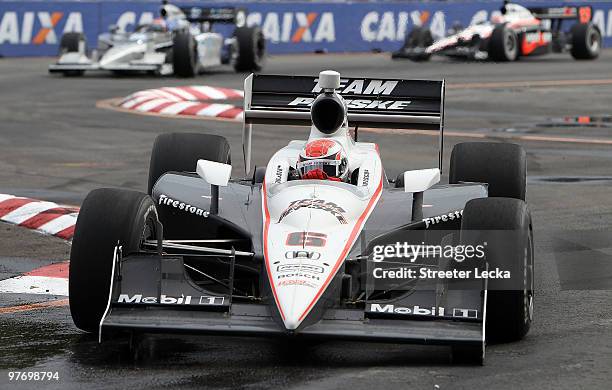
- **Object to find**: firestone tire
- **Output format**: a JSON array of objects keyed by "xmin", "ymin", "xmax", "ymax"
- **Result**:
[
  {"xmin": 391, "ymin": 27, "xmax": 433, "ymax": 61},
  {"xmin": 59, "ymin": 32, "xmax": 84, "ymax": 54},
  {"xmin": 148, "ymin": 133, "xmax": 231, "ymax": 195},
  {"xmin": 232, "ymin": 26, "xmax": 266, "ymax": 72},
  {"xmin": 173, "ymin": 31, "xmax": 198, "ymax": 77},
  {"xmin": 58, "ymin": 32, "xmax": 86, "ymax": 76},
  {"xmin": 69, "ymin": 188, "xmax": 159, "ymax": 333},
  {"xmin": 449, "ymin": 142, "xmax": 526, "ymax": 201},
  {"xmin": 489, "ymin": 24, "xmax": 519, "ymax": 61},
  {"xmin": 570, "ymin": 22, "xmax": 602, "ymax": 60},
  {"xmin": 461, "ymin": 197, "xmax": 534, "ymax": 343}
]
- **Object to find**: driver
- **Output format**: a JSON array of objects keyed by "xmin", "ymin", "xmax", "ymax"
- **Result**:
[
  {"xmin": 151, "ymin": 17, "xmax": 168, "ymax": 32},
  {"xmin": 296, "ymin": 139, "xmax": 349, "ymax": 182},
  {"xmin": 501, "ymin": 0, "xmax": 510, "ymax": 15}
]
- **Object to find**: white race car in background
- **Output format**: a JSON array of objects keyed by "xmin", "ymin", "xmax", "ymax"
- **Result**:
[{"xmin": 49, "ymin": 1, "xmax": 265, "ymax": 77}]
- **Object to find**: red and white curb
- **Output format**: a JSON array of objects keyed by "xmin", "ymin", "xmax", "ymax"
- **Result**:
[
  {"xmin": 0, "ymin": 194, "xmax": 78, "ymax": 240},
  {"xmin": 118, "ymin": 85, "xmax": 244, "ymax": 120},
  {"xmin": 0, "ymin": 194, "xmax": 77, "ymax": 298}
]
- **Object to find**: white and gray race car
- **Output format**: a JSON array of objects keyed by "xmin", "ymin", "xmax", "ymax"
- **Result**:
[
  {"xmin": 49, "ymin": 2, "xmax": 265, "ymax": 77},
  {"xmin": 68, "ymin": 71, "xmax": 533, "ymax": 364}
]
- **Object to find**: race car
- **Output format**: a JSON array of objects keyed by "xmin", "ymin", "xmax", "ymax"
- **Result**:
[
  {"xmin": 48, "ymin": 1, "xmax": 265, "ymax": 77},
  {"xmin": 392, "ymin": 1, "xmax": 601, "ymax": 61},
  {"xmin": 69, "ymin": 70, "xmax": 533, "ymax": 364}
]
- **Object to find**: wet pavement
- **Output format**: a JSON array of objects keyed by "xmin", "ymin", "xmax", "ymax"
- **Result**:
[{"xmin": 1, "ymin": 53, "xmax": 612, "ymax": 389}]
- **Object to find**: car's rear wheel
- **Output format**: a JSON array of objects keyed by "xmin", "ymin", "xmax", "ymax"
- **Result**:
[
  {"xmin": 173, "ymin": 31, "xmax": 198, "ymax": 77},
  {"xmin": 449, "ymin": 142, "xmax": 526, "ymax": 200},
  {"xmin": 570, "ymin": 22, "xmax": 602, "ymax": 60},
  {"xmin": 489, "ymin": 24, "xmax": 518, "ymax": 61},
  {"xmin": 461, "ymin": 197, "xmax": 534, "ymax": 343},
  {"xmin": 59, "ymin": 32, "xmax": 84, "ymax": 54},
  {"xmin": 148, "ymin": 133, "xmax": 231, "ymax": 194},
  {"xmin": 58, "ymin": 32, "xmax": 86, "ymax": 76},
  {"xmin": 232, "ymin": 26, "xmax": 266, "ymax": 72},
  {"xmin": 69, "ymin": 189, "xmax": 159, "ymax": 333}
]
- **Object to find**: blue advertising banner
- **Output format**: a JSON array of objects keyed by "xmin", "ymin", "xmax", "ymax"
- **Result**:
[{"xmin": 1, "ymin": 1, "xmax": 611, "ymax": 56}]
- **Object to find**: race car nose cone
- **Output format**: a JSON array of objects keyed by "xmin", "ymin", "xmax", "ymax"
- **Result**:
[{"xmin": 283, "ymin": 315, "xmax": 301, "ymax": 331}]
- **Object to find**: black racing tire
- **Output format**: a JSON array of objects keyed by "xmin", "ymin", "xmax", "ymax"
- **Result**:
[
  {"xmin": 148, "ymin": 133, "xmax": 231, "ymax": 194},
  {"xmin": 391, "ymin": 27, "xmax": 433, "ymax": 61},
  {"xmin": 461, "ymin": 197, "xmax": 534, "ymax": 343},
  {"xmin": 488, "ymin": 24, "xmax": 518, "ymax": 61},
  {"xmin": 232, "ymin": 26, "xmax": 266, "ymax": 72},
  {"xmin": 59, "ymin": 32, "xmax": 86, "ymax": 76},
  {"xmin": 59, "ymin": 32, "xmax": 84, "ymax": 54},
  {"xmin": 570, "ymin": 22, "xmax": 602, "ymax": 60},
  {"xmin": 449, "ymin": 142, "xmax": 526, "ymax": 201},
  {"xmin": 69, "ymin": 188, "xmax": 159, "ymax": 333},
  {"xmin": 406, "ymin": 27, "xmax": 434, "ymax": 48},
  {"xmin": 394, "ymin": 172, "xmax": 404, "ymax": 188},
  {"xmin": 172, "ymin": 31, "xmax": 197, "ymax": 77},
  {"xmin": 252, "ymin": 166, "xmax": 267, "ymax": 184}
]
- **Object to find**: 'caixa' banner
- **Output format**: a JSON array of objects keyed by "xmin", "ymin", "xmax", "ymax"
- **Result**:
[{"xmin": 1, "ymin": 1, "xmax": 611, "ymax": 56}]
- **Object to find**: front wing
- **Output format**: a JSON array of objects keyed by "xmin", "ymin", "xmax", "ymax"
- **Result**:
[
  {"xmin": 103, "ymin": 304, "xmax": 483, "ymax": 346},
  {"xmin": 48, "ymin": 52, "xmax": 171, "ymax": 74},
  {"xmin": 99, "ymin": 251, "xmax": 485, "ymax": 348}
]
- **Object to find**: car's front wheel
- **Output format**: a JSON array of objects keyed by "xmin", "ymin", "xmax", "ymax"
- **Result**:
[
  {"xmin": 147, "ymin": 133, "xmax": 231, "ymax": 194},
  {"xmin": 391, "ymin": 27, "xmax": 433, "ymax": 61},
  {"xmin": 69, "ymin": 189, "xmax": 159, "ymax": 333},
  {"xmin": 489, "ymin": 24, "xmax": 519, "ymax": 61},
  {"xmin": 173, "ymin": 31, "xmax": 198, "ymax": 77},
  {"xmin": 58, "ymin": 32, "xmax": 86, "ymax": 76},
  {"xmin": 450, "ymin": 142, "xmax": 526, "ymax": 200},
  {"xmin": 461, "ymin": 197, "xmax": 534, "ymax": 343}
]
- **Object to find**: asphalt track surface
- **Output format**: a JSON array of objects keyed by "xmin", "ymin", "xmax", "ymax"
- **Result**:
[{"xmin": 1, "ymin": 52, "xmax": 612, "ymax": 389}]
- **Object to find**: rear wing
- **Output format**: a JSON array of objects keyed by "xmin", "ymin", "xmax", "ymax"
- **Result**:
[
  {"xmin": 180, "ymin": 6, "xmax": 246, "ymax": 24},
  {"xmin": 242, "ymin": 74, "xmax": 445, "ymax": 174},
  {"xmin": 528, "ymin": 5, "xmax": 592, "ymax": 23}
]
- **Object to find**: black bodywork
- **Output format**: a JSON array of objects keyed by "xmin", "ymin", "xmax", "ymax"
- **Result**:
[{"xmin": 100, "ymin": 171, "xmax": 487, "ymax": 346}]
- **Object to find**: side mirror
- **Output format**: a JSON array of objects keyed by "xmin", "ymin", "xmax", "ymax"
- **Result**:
[
  {"xmin": 196, "ymin": 159, "xmax": 232, "ymax": 186},
  {"xmin": 403, "ymin": 168, "xmax": 440, "ymax": 193}
]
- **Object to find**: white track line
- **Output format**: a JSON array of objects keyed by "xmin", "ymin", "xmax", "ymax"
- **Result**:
[{"xmin": 0, "ymin": 276, "xmax": 68, "ymax": 296}]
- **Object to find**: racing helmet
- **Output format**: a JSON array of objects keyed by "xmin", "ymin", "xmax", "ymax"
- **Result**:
[
  {"xmin": 297, "ymin": 139, "xmax": 349, "ymax": 181},
  {"xmin": 150, "ymin": 17, "xmax": 168, "ymax": 32}
]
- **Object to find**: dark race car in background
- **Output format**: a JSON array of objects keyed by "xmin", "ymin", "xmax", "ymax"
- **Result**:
[{"xmin": 392, "ymin": 2, "xmax": 602, "ymax": 62}]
